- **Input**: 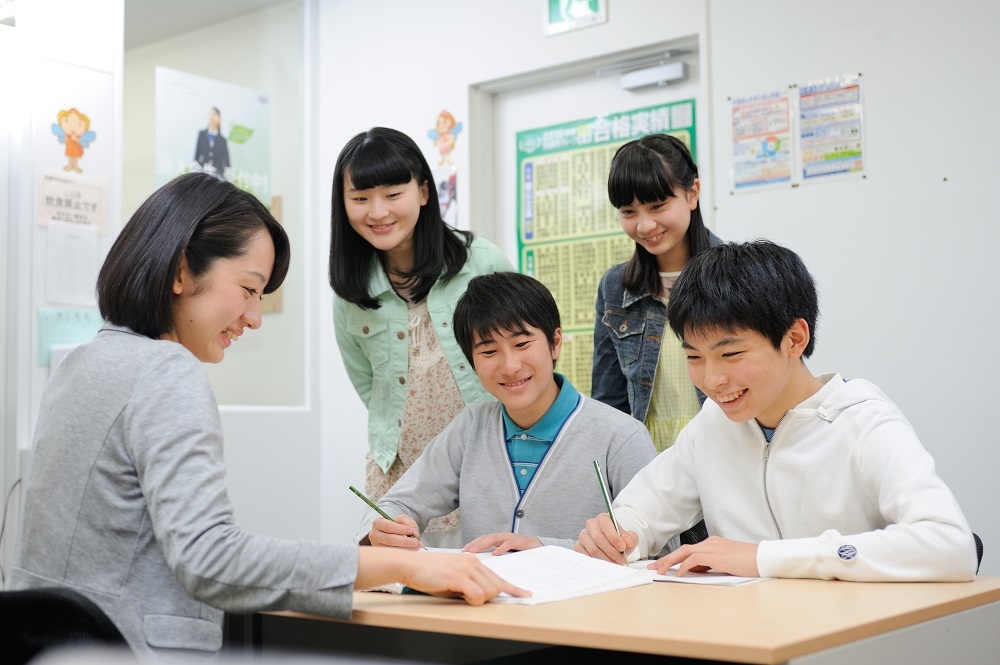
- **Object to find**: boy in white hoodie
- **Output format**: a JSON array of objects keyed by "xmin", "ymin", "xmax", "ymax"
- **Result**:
[{"xmin": 574, "ymin": 239, "xmax": 977, "ymax": 582}]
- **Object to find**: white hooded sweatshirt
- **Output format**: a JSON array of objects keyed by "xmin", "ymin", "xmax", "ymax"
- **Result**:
[{"xmin": 614, "ymin": 373, "xmax": 977, "ymax": 581}]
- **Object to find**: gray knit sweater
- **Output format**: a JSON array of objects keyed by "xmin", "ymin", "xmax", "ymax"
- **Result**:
[
  {"xmin": 356, "ymin": 392, "xmax": 657, "ymax": 549},
  {"xmin": 11, "ymin": 325, "xmax": 357, "ymax": 657}
]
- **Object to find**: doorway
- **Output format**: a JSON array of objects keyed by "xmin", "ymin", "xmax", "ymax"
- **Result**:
[{"xmin": 470, "ymin": 39, "xmax": 707, "ymax": 395}]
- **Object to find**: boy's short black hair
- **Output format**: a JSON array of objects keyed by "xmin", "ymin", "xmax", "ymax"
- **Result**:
[
  {"xmin": 667, "ymin": 239, "xmax": 819, "ymax": 357},
  {"xmin": 454, "ymin": 272, "xmax": 561, "ymax": 367}
]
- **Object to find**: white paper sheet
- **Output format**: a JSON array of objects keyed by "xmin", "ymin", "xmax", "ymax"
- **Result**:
[{"xmin": 480, "ymin": 546, "xmax": 652, "ymax": 605}]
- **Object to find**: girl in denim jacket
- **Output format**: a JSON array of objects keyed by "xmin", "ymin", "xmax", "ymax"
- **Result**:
[
  {"xmin": 592, "ymin": 134, "xmax": 721, "ymax": 452},
  {"xmin": 329, "ymin": 128, "xmax": 513, "ymax": 547}
]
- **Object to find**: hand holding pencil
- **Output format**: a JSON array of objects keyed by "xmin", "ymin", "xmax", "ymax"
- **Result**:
[
  {"xmin": 350, "ymin": 485, "xmax": 427, "ymax": 550},
  {"xmin": 572, "ymin": 463, "xmax": 639, "ymax": 565}
]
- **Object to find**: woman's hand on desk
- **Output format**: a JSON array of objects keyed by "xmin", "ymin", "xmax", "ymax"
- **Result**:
[
  {"xmin": 403, "ymin": 552, "xmax": 531, "ymax": 605},
  {"xmin": 654, "ymin": 536, "xmax": 760, "ymax": 578},
  {"xmin": 462, "ymin": 533, "xmax": 543, "ymax": 555},
  {"xmin": 574, "ymin": 513, "xmax": 639, "ymax": 565},
  {"xmin": 356, "ymin": 547, "xmax": 532, "ymax": 605},
  {"xmin": 369, "ymin": 515, "xmax": 424, "ymax": 549}
]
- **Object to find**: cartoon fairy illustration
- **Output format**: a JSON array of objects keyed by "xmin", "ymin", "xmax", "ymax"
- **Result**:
[
  {"xmin": 428, "ymin": 110, "xmax": 462, "ymax": 166},
  {"xmin": 52, "ymin": 108, "xmax": 96, "ymax": 174}
]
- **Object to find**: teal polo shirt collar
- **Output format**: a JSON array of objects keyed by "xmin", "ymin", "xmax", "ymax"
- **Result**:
[{"xmin": 501, "ymin": 373, "xmax": 580, "ymax": 442}]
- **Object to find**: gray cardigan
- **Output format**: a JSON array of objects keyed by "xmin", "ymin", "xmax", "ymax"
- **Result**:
[
  {"xmin": 355, "ymin": 392, "xmax": 657, "ymax": 549},
  {"xmin": 11, "ymin": 325, "xmax": 357, "ymax": 658}
]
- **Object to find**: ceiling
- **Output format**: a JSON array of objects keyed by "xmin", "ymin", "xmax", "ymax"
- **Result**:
[{"xmin": 124, "ymin": 0, "xmax": 292, "ymax": 51}]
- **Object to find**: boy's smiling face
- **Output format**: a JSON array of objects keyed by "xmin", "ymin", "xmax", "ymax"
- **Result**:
[
  {"xmin": 471, "ymin": 324, "xmax": 562, "ymax": 430},
  {"xmin": 681, "ymin": 322, "xmax": 810, "ymax": 429}
]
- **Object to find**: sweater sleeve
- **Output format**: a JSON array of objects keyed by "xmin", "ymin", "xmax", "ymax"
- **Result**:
[
  {"xmin": 757, "ymin": 414, "xmax": 976, "ymax": 582},
  {"xmin": 355, "ymin": 411, "xmax": 468, "ymax": 542},
  {"xmin": 126, "ymin": 352, "xmax": 358, "ymax": 616}
]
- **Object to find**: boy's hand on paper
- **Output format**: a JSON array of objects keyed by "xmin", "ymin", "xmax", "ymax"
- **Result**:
[
  {"xmin": 574, "ymin": 513, "xmax": 638, "ymax": 565},
  {"xmin": 654, "ymin": 536, "xmax": 760, "ymax": 578},
  {"xmin": 462, "ymin": 532, "xmax": 543, "ymax": 555},
  {"xmin": 369, "ymin": 514, "xmax": 423, "ymax": 549},
  {"xmin": 403, "ymin": 552, "xmax": 532, "ymax": 605}
]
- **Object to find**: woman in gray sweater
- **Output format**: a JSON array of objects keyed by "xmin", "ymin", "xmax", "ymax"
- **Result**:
[{"xmin": 10, "ymin": 172, "xmax": 524, "ymax": 659}]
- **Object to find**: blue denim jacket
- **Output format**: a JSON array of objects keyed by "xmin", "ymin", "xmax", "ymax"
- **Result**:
[{"xmin": 591, "ymin": 233, "xmax": 721, "ymax": 423}]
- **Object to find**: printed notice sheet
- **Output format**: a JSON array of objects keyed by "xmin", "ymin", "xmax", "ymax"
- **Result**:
[{"xmin": 731, "ymin": 91, "xmax": 793, "ymax": 191}]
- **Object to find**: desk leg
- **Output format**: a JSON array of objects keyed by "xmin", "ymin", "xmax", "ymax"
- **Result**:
[
  {"xmin": 222, "ymin": 612, "xmax": 262, "ymax": 657},
  {"xmin": 251, "ymin": 613, "xmax": 261, "ymax": 654}
]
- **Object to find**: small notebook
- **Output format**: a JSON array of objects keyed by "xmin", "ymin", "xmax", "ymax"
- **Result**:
[{"xmin": 628, "ymin": 560, "xmax": 768, "ymax": 586}]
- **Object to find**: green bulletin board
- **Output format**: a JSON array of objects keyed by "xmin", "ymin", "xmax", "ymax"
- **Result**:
[{"xmin": 516, "ymin": 99, "xmax": 697, "ymax": 395}]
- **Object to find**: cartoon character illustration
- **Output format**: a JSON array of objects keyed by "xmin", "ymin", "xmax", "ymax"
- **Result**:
[
  {"xmin": 51, "ymin": 108, "xmax": 96, "ymax": 174},
  {"xmin": 428, "ymin": 110, "xmax": 462, "ymax": 166}
]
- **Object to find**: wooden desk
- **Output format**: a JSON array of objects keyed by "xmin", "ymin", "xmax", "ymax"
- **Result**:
[{"xmin": 237, "ymin": 577, "xmax": 1000, "ymax": 664}]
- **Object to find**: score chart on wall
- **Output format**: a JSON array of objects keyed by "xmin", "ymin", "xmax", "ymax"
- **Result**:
[{"xmin": 516, "ymin": 100, "xmax": 697, "ymax": 395}]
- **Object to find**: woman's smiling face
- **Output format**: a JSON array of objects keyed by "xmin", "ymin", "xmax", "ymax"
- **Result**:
[{"xmin": 164, "ymin": 230, "xmax": 274, "ymax": 363}]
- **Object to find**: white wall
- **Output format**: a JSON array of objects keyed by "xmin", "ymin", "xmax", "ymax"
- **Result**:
[
  {"xmin": 123, "ymin": 1, "xmax": 306, "ymax": 407},
  {"xmin": 2, "ymin": 0, "xmax": 124, "ymax": 582}
]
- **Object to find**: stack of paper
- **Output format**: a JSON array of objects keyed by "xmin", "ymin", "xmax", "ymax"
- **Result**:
[{"xmin": 478, "ymin": 546, "xmax": 653, "ymax": 605}]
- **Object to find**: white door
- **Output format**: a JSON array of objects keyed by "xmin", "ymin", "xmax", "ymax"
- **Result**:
[{"xmin": 479, "ymin": 44, "xmax": 709, "ymax": 396}]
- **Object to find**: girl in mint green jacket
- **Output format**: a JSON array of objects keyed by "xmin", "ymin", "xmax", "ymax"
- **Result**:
[{"xmin": 329, "ymin": 127, "xmax": 513, "ymax": 546}]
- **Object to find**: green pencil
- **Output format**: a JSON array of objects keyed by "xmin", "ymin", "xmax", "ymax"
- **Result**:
[
  {"xmin": 349, "ymin": 485, "xmax": 425, "ymax": 549},
  {"xmin": 593, "ymin": 460, "xmax": 626, "ymax": 558}
]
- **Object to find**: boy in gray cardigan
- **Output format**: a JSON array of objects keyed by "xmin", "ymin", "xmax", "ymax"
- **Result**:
[{"xmin": 356, "ymin": 272, "xmax": 657, "ymax": 553}]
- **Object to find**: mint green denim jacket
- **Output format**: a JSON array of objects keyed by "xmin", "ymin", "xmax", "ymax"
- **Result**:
[{"xmin": 334, "ymin": 235, "xmax": 514, "ymax": 472}]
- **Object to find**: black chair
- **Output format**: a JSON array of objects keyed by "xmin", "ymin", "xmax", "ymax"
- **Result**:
[
  {"xmin": 679, "ymin": 519, "xmax": 709, "ymax": 546},
  {"xmin": 974, "ymin": 532, "xmax": 984, "ymax": 575},
  {"xmin": 0, "ymin": 587, "xmax": 133, "ymax": 665}
]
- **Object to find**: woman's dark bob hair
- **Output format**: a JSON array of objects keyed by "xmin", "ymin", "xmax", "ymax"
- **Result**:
[
  {"xmin": 328, "ymin": 126, "xmax": 472, "ymax": 309},
  {"xmin": 97, "ymin": 172, "xmax": 290, "ymax": 339}
]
